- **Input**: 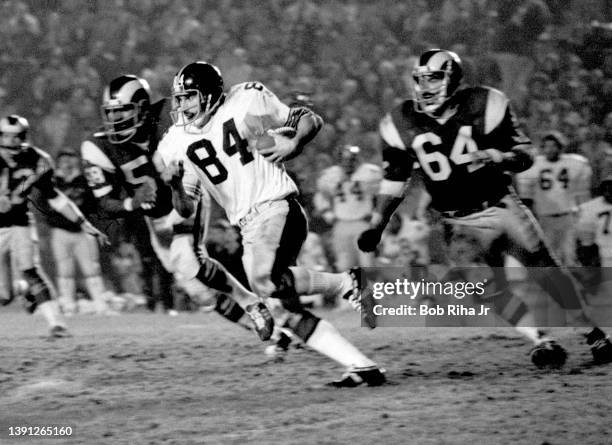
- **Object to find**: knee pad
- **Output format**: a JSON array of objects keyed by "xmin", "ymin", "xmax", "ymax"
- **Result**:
[
  {"xmin": 22, "ymin": 268, "xmax": 53, "ymax": 311},
  {"xmin": 283, "ymin": 310, "xmax": 320, "ymax": 342},
  {"xmin": 214, "ymin": 293, "xmax": 245, "ymax": 322}
]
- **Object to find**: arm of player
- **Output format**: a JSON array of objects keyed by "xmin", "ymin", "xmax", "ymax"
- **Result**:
[
  {"xmin": 573, "ymin": 161, "xmax": 593, "ymax": 206},
  {"xmin": 258, "ymin": 107, "xmax": 323, "ymax": 163},
  {"xmin": 357, "ymin": 115, "xmax": 414, "ymax": 252},
  {"xmin": 160, "ymin": 159, "xmax": 200, "ymax": 219},
  {"xmin": 46, "ymin": 189, "xmax": 109, "ymax": 245},
  {"xmin": 471, "ymin": 90, "xmax": 534, "ymax": 173}
]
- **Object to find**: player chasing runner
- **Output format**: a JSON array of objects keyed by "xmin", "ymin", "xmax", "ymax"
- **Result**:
[
  {"xmin": 159, "ymin": 61, "xmax": 386, "ymax": 387},
  {"xmin": 355, "ymin": 49, "xmax": 612, "ymax": 368},
  {"xmin": 81, "ymin": 74, "xmax": 274, "ymax": 340}
]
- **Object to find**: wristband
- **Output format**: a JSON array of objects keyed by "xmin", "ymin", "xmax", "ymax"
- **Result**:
[{"xmin": 123, "ymin": 198, "xmax": 134, "ymax": 211}]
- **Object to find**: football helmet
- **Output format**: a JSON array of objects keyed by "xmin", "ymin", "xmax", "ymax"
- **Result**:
[
  {"xmin": 101, "ymin": 75, "xmax": 151, "ymax": 144},
  {"xmin": 0, "ymin": 114, "xmax": 29, "ymax": 150},
  {"xmin": 339, "ymin": 145, "xmax": 361, "ymax": 174},
  {"xmin": 412, "ymin": 49, "xmax": 463, "ymax": 116},
  {"xmin": 171, "ymin": 61, "xmax": 224, "ymax": 127}
]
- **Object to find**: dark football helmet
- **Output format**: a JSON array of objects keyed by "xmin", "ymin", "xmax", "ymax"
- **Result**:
[
  {"xmin": 101, "ymin": 75, "xmax": 151, "ymax": 144},
  {"xmin": 0, "ymin": 114, "xmax": 30, "ymax": 150},
  {"xmin": 412, "ymin": 49, "xmax": 463, "ymax": 116},
  {"xmin": 171, "ymin": 61, "xmax": 224, "ymax": 126},
  {"xmin": 339, "ymin": 145, "xmax": 361, "ymax": 175}
]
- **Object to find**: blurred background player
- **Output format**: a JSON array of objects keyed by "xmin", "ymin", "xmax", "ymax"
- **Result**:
[
  {"xmin": 517, "ymin": 131, "xmax": 592, "ymax": 264},
  {"xmin": 32, "ymin": 150, "xmax": 116, "ymax": 315},
  {"xmin": 82, "ymin": 74, "xmax": 272, "ymax": 338},
  {"xmin": 161, "ymin": 61, "xmax": 385, "ymax": 386},
  {"xmin": 357, "ymin": 49, "xmax": 612, "ymax": 367},
  {"xmin": 314, "ymin": 145, "xmax": 382, "ymax": 272},
  {"xmin": 577, "ymin": 175, "xmax": 612, "ymax": 268},
  {"xmin": 0, "ymin": 115, "xmax": 105, "ymax": 338}
]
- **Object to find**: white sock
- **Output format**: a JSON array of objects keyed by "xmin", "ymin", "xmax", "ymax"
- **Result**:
[
  {"xmin": 57, "ymin": 277, "xmax": 77, "ymax": 314},
  {"xmin": 306, "ymin": 319, "xmax": 376, "ymax": 368},
  {"xmin": 38, "ymin": 300, "xmax": 66, "ymax": 329},
  {"xmin": 84, "ymin": 276, "xmax": 110, "ymax": 312},
  {"xmin": 515, "ymin": 312, "xmax": 548, "ymax": 345},
  {"xmin": 290, "ymin": 267, "xmax": 350, "ymax": 298}
]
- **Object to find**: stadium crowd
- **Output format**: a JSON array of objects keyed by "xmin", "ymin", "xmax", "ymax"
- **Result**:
[{"xmin": 1, "ymin": 0, "xmax": 611, "ymax": 310}]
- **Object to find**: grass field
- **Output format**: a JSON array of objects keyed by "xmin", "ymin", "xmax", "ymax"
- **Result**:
[{"xmin": 1, "ymin": 306, "xmax": 611, "ymax": 445}]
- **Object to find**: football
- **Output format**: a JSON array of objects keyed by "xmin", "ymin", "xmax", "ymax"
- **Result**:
[{"xmin": 254, "ymin": 127, "xmax": 297, "ymax": 151}]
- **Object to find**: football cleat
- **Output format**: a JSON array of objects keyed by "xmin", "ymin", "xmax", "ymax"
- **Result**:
[
  {"xmin": 246, "ymin": 302, "xmax": 274, "ymax": 342},
  {"xmin": 329, "ymin": 366, "xmax": 387, "ymax": 388},
  {"xmin": 343, "ymin": 268, "xmax": 362, "ymax": 312},
  {"xmin": 585, "ymin": 328, "xmax": 612, "ymax": 364},
  {"xmin": 343, "ymin": 268, "xmax": 377, "ymax": 329},
  {"xmin": 264, "ymin": 331, "xmax": 293, "ymax": 362},
  {"xmin": 529, "ymin": 340, "xmax": 567, "ymax": 368},
  {"xmin": 49, "ymin": 325, "xmax": 72, "ymax": 339}
]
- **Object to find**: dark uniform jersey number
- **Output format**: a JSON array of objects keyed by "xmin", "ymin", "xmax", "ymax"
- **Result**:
[
  {"xmin": 187, "ymin": 118, "xmax": 253, "ymax": 185},
  {"xmin": 335, "ymin": 181, "xmax": 363, "ymax": 202}
]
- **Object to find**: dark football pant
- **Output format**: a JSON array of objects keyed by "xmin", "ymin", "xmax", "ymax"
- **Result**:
[{"xmin": 444, "ymin": 191, "xmax": 587, "ymax": 325}]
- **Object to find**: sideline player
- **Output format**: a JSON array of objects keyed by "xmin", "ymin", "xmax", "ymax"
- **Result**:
[
  {"xmin": 517, "ymin": 131, "xmax": 592, "ymax": 264},
  {"xmin": 314, "ymin": 145, "xmax": 382, "ymax": 271},
  {"xmin": 0, "ymin": 115, "xmax": 105, "ymax": 337},
  {"xmin": 576, "ymin": 175, "xmax": 612, "ymax": 268},
  {"xmin": 357, "ymin": 49, "xmax": 612, "ymax": 367},
  {"xmin": 159, "ymin": 61, "xmax": 386, "ymax": 386},
  {"xmin": 81, "ymin": 75, "xmax": 273, "ymax": 338}
]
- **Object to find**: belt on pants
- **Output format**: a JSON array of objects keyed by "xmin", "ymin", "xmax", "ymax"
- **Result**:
[
  {"xmin": 237, "ymin": 194, "xmax": 298, "ymax": 229},
  {"xmin": 441, "ymin": 198, "xmax": 508, "ymax": 218}
]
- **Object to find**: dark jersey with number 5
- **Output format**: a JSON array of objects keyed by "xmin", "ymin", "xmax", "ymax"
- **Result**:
[
  {"xmin": 379, "ymin": 86, "xmax": 531, "ymax": 212},
  {"xmin": 80, "ymin": 99, "xmax": 174, "ymax": 219},
  {"xmin": 157, "ymin": 82, "xmax": 299, "ymax": 225}
]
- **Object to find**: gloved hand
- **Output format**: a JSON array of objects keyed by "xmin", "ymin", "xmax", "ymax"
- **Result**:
[
  {"xmin": 357, "ymin": 228, "xmax": 383, "ymax": 252},
  {"xmin": 132, "ymin": 177, "xmax": 157, "ymax": 209}
]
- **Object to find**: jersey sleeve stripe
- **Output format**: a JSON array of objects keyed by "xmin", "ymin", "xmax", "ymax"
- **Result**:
[
  {"xmin": 379, "ymin": 113, "xmax": 406, "ymax": 150},
  {"xmin": 379, "ymin": 179, "xmax": 405, "ymax": 197},
  {"xmin": 81, "ymin": 140, "xmax": 116, "ymax": 172},
  {"xmin": 484, "ymin": 88, "xmax": 509, "ymax": 135},
  {"xmin": 92, "ymin": 185, "xmax": 113, "ymax": 198}
]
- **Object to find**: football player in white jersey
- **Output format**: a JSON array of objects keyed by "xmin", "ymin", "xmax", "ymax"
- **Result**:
[
  {"xmin": 159, "ymin": 61, "xmax": 385, "ymax": 387},
  {"xmin": 82, "ymin": 75, "xmax": 273, "ymax": 339},
  {"xmin": 576, "ymin": 175, "xmax": 612, "ymax": 268},
  {"xmin": 314, "ymin": 145, "xmax": 382, "ymax": 271},
  {"xmin": 517, "ymin": 131, "xmax": 592, "ymax": 264}
]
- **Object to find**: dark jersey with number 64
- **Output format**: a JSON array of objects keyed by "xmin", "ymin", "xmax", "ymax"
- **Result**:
[{"xmin": 379, "ymin": 86, "xmax": 531, "ymax": 212}]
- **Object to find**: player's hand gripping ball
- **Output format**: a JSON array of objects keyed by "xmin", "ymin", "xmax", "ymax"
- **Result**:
[{"xmin": 255, "ymin": 127, "xmax": 297, "ymax": 163}]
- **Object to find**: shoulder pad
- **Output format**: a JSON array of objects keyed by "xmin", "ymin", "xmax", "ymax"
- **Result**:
[
  {"xmin": 379, "ymin": 111, "xmax": 407, "ymax": 150},
  {"xmin": 562, "ymin": 153, "xmax": 589, "ymax": 165},
  {"xmin": 80, "ymin": 140, "xmax": 116, "ymax": 172}
]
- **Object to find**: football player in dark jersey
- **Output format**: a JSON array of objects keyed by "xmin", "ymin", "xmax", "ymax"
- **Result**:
[
  {"xmin": 81, "ymin": 75, "xmax": 273, "ymax": 340},
  {"xmin": 357, "ymin": 49, "xmax": 612, "ymax": 367},
  {"xmin": 0, "ymin": 115, "xmax": 105, "ymax": 338},
  {"xmin": 32, "ymin": 151, "xmax": 115, "ymax": 315}
]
